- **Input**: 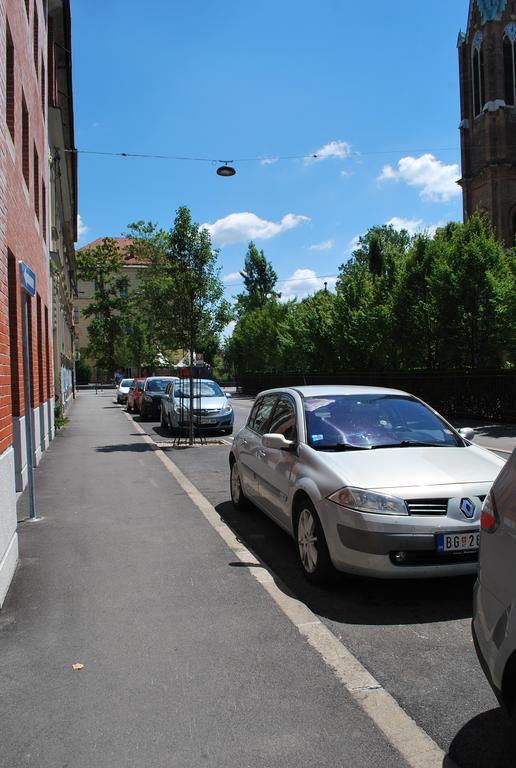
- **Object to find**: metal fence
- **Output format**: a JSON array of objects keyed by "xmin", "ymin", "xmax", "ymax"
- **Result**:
[{"xmin": 235, "ymin": 370, "xmax": 516, "ymax": 422}]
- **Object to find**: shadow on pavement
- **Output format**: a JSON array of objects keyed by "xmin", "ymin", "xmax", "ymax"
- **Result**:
[
  {"xmin": 95, "ymin": 443, "xmax": 155, "ymax": 453},
  {"xmin": 215, "ymin": 499, "xmax": 476, "ymax": 626},
  {"xmin": 447, "ymin": 707, "xmax": 515, "ymax": 768}
]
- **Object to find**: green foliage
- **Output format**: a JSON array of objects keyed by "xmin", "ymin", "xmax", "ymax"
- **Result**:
[
  {"xmin": 128, "ymin": 207, "xmax": 231, "ymax": 366},
  {"xmin": 75, "ymin": 357, "xmax": 91, "ymax": 385},
  {"xmin": 234, "ymin": 242, "xmax": 280, "ymax": 316},
  {"xmin": 227, "ymin": 215, "xmax": 515, "ymax": 374},
  {"xmin": 54, "ymin": 401, "xmax": 69, "ymax": 429},
  {"xmin": 76, "ymin": 238, "xmax": 129, "ymax": 373}
]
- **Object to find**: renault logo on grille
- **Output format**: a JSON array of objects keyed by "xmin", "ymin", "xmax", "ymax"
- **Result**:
[{"xmin": 460, "ymin": 498, "xmax": 475, "ymax": 519}]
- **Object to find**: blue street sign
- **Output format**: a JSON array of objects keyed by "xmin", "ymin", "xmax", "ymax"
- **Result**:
[{"xmin": 19, "ymin": 261, "xmax": 36, "ymax": 296}]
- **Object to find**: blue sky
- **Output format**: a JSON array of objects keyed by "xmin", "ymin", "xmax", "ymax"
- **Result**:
[{"xmin": 72, "ymin": 0, "xmax": 468, "ymax": 303}]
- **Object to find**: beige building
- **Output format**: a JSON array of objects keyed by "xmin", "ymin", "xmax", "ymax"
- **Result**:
[{"xmin": 75, "ymin": 237, "xmax": 147, "ymax": 377}]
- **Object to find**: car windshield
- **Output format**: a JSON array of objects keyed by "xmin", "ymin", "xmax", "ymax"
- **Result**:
[
  {"xmin": 304, "ymin": 394, "xmax": 461, "ymax": 450},
  {"xmin": 137, "ymin": 381, "xmax": 144, "ymax": 390},
  {"xmin": 174, "ymin": 381, "xmax": 224, "ymax": 398},
  {"xmin": 120, "ymin": 379, "xmax": 133, "ymax": 387},
  {"xmin": 147, "ymin": 379, "xmax": 173, "ymax": 392}
]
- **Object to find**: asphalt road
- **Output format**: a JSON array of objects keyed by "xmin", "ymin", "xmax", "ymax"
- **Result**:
[{"xmin": 133, "ymin": 395, "xmax": 516, "ymax": 768}]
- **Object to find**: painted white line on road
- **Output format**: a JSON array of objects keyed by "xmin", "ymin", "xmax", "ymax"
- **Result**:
[
  {"xmin": 484, "ymin": 446, "xmax": 512, "ymax": 455},
  {"xmin": 124, "ymin": 410, "xmax": 452, "ymax": 768}
]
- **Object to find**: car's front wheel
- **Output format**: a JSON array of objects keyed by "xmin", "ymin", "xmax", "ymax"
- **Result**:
[
  {"xmin": 295, "ymin": 499, "xmax": 334, "ymax": 584},
  {"xmin": 230, "ymin": 459, "xmax": 249, "ymax": 511}
]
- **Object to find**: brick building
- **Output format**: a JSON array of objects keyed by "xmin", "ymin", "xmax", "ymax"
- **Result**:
[
  {"xmin": 458, "ymin": 0, "xmax": 516, "ymax": 247},
  {"xmin": 0, "ymin": 0, "xmax": 76, "ymax": 606}
]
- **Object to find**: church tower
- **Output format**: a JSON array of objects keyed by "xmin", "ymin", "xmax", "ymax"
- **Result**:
[{"xmin": 458, "ymin": 0, "xmax": 516, "ymax": 247}]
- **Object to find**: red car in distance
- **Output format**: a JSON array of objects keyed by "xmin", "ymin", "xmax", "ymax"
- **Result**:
[{"xmin": 126, "ymin": 378, "xmax": 145, "ymax": 413}]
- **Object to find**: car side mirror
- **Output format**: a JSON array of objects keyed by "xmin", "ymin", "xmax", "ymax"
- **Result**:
[
  {"xmin": 458, "ymin": 427, "xmax": 475, "ymax": 442},
  {"xmin": 224, "ymin": 392, "xmax": 232, "ymax": 398},
  {"xmin": 262, "ymin": 433, "xmax": 295, "ymax": 450}
]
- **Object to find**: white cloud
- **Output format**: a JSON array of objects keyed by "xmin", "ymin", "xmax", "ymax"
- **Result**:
[
  {"xmin": 77, "ymin": 214, "xmax": 89, "ymax": 242},
  {"xmin": 202, "ymin": 212, "xmax": 310, "ymax": 246},
  {"xmin": 221, "ymin": 320, "xmax": 236, "ymax": 338},
  {"xmin": 377, "ymin": 153, "xmax": 461, "ymax": 202},
  {"xmin": 385, "ymin": 216, "xmax": 442, "ymax": 238},
  {"xmin": 280, "ymin": 269, "xmax": 337, "ymax": 301},
  {"xmin": 347, "ymin": 235, "xmax": 361, "ymax": 254},
  {"xmin": 222, "ymin": 271, "xmax": 242, "ymax": 283},
  {"xmin": 309, "ymin": 240, "xmax": 334, "ymax": 251},
  {"xmin": 305, "ymin": 140, "xmax": 352, "ymax": 165},
  {"xmin": 260, "ymin": 157, "xmax": 279, "ymax": 166},
  {"xmin": 340, "ymin": 169, "xmax": 353, "ymax": 178}
]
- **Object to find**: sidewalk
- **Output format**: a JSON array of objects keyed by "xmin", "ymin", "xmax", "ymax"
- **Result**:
[{"xmin": 0, "ymin": 391, "xmax": 405, "ymax": 768}]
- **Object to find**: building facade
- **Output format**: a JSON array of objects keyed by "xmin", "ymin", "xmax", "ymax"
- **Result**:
[
  {"xmin": 48, "ymin": 0, "xmax": 77, "ymax": 413},
  {"xmin": 0, "ymin": 0, "xmax": 76, "ymax": 606},
  {"xmin": 458, "ymin": 0, "xmax": 516, "ymax": 247}
]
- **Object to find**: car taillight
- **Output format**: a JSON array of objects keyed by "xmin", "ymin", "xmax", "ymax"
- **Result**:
[{"xmin": 480, "ymin": 492, "xmax": 499, "ymax": 533}]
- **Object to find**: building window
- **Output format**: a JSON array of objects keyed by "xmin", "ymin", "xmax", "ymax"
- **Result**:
[
  {"xmin": 34, "ymin": 143, "xmax": 40, "ymax": 219},
  {"xmin": 41, "ymin": 58, "xmax": 45, "ymax": 115},
  {"xmin": 33, "ymin": 1, "xmax": 39, "ymax": 74},
  {"xmin": 42, "ymin": 180, "xmax": 47, "ymax": 241},
  {"xmin": 22, "ymin": 94, "xmax": 30, "ymax": 188},
  {"xmin": 472, "ymin": 31, "xmax": 484, "ymax": 117},
  {"xmin": 6, "ymin": 23, "xmax": 15, "ymax": 140},
  {"xmin": 504, "ymin": 24, "xmax": 516, "ymax": 106},
  {"xmin": 7, "ymin": 252, "xmax": 22, "ymax": 417}
]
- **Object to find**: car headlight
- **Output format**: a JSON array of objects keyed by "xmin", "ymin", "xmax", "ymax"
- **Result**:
[
  {"xmin": 328, "ymin": 487, "xmax": 408, "ymax": 516},
  {"xmin": 220, "ymin": 405, "xmax": 232, "ymax": 415},
  {"xmin": 174, "ymin": 403, "xmax": 186, "ymax": 414}
]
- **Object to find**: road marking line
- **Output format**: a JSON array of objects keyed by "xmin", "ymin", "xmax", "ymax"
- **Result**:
[
  {"xmin": 484, "ymin": 446, "xmax": 512, "ymax": 455},
  {"xmin": 124, "ymin": 410, "xmax": 451, "ymax": 768}
]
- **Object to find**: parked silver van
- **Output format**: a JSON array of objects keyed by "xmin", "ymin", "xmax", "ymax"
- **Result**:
[{"xmin": 473, "ymin": 448, "xmax": 516, "ymax": 727}]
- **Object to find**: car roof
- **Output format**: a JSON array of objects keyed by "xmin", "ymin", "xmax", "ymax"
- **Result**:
[
  {"xmin": 145, "ymin": 376, "xmax": 179, "ymax": 380},
  {"xmin": 176, "ymin": 378, "xmax": 217, "ymax": 384},
  {"xmin": 257, "ymin": 384, "xmax": 412, "ymax": 398}
]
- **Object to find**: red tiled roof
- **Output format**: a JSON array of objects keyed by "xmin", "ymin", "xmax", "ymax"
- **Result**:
[{"xmin": 77, "ymin": 237, "xmax": 147, "ymax": 266}]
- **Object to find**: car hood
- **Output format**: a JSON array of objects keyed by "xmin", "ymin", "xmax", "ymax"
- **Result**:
[
  {"xmin": 119, "ymin": 386, "xmax": 130, "ymax": 393},
  {"xmin": 318, "ymin": 445, "xmax": 504, "ymax": 490},
  {"xmin": 147, "ymin": 391, "xmax": 167, "ymax": 399}
]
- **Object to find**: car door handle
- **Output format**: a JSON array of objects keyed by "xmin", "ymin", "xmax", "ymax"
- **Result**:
[
  {"xmin": 241, "ymin": 438, "xmax": 248, "ymax": 446},
  {"xmin": 258, "ymin": 449, "xmax": 266, "ymax": 458}
]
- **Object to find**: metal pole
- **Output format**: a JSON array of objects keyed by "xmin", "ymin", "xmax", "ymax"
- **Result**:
[{"xmin": 22, "ymin": 294, "xmax": 37, "ymax": 519}]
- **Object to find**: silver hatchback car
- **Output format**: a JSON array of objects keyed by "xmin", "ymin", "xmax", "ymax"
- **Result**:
[
  {"xmin": 229, "ymin": 386, "xmax": 504, "ymax": 583},
  {"xmin": 473, "ymin": 448, "xmax": 516, "ymax": 728}
]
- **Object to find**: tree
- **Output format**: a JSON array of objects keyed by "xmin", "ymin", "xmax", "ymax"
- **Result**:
[
  {"xmin": 76, "ymin": 238, "xmax": 129, "ymax": 377},
  {"xmin": 234, "ymin": 242, "xmax": 280, "ymax": 316},
  {"xmin": 129, "ymin": 207, "xmax": 231, "ymax": 441}
]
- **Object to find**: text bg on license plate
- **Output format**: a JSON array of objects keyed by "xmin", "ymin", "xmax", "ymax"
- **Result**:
[{"xmin": 437, "ymin": 531, "xmax": 480, "ymax": 553}]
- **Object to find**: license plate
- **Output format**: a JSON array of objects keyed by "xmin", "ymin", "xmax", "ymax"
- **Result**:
[
  {"xmin": 437, "ymin": 531, "xmax": 480, "ymax": 553},
  {"xmin": 200, "ymin": 418, "xmax": 217, "ymax": 424}
]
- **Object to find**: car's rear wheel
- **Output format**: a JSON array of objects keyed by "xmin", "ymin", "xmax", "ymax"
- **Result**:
[
  {"xmin": 295, "ymin": 499, "xmax": 334, "ymax": 584},
  {"xmin": 160, "ymin": 406, "xmax": 168, "ymax": 430},
  {"xmin": 230, "ymin": 460, "xmax": 249, "ymax": 511}
]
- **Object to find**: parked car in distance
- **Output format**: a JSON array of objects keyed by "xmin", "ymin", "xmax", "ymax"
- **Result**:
[
  {"xmin": 472, "ymin": 448, "xmax": 516, "ymax": 728},
  {"xmin": 127, "ymin": 378, "xmax": 145, "ymax": 413},
  {"xmin": 116, "ymin": 378, "xmax": 134, "ymax": 405},
  {"xmin": 161, "ymin": 378, "xmax": 234, "ymax": 435},
  {"xmin": 229, "ymin": 385, "xmax": 505, "ymax": 584},
  {"xmin": 139, "ymin": 376, "xmax": 179, "ymax": 421}
]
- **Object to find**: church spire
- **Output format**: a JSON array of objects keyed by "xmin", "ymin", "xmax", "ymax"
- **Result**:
[
  {"xmin": 474, "ymin": 0, "xmax": 508, "ymax": 24},
  {"xmin": 458, "ymin": 0, "xmax": 516, "ymax": 247}
]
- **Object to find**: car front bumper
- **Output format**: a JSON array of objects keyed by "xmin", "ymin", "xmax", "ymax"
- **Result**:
[
  {"xmin": 177, "ymin": 413, "xmax": 234, "ymax": 431},
  {"xmin": 317, "ymin": 498, "xmax": 481, "ymax": 579}
]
